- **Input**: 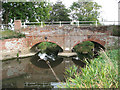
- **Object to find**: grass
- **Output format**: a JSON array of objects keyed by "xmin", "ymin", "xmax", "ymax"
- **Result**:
[
  {"xmin": 0, "ymin": 30, "xmax": 25, "ymax": 40},
  {"xmin": 59, "ymin": 49, "xmax": 118, "ymax": 88}
]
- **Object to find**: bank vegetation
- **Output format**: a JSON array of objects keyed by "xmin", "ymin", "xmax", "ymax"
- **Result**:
[{"xmin": 60, "ymin": 49, "xmax": 118, "ymax": 88}]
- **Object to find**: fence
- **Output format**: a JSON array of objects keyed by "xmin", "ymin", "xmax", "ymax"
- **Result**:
[
  {"xmin": 0, "ymin": 24, "xmax": 14, "ymax": 31},
  {"xmin": 22, "ymin": 21, "xmax": 98, "ymax": 28},
  {"xmin": 0, "ymin": 21, "xmax": 119, "ymax": 30}
]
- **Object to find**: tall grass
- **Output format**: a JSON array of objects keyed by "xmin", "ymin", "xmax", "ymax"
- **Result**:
[{"xmin": 60, "ymin": 49, "xmax": 118, "ymax": 88}]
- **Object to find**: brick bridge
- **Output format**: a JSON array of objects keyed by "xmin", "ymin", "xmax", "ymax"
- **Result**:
[
  {"xmin": 23, "ymin": 25, "xmax": 117, "ymax": 52},
  {"xmin": 0, "ymin": 24, "xmax": 118, "ymax": 59}
]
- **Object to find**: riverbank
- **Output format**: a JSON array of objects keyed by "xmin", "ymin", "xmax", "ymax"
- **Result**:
[{"xmin": 0, "ymin": 50, "xmax": 35, "ymax": 61}]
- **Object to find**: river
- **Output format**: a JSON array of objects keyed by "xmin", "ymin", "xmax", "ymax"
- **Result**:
[{"xmin": 2, "ymin": 53, "xmax": 85, "ymax": 88}]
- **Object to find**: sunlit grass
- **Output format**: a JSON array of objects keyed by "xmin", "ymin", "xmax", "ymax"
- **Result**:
[{"xmin": 59, "ymin": 49, "xmax": 118, "ymax": 88}]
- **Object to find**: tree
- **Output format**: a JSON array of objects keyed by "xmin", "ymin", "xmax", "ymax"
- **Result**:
[
  {"xmin": 49, "ymin": 1, "xmax": 71, "ymax": 21},
  {"xmin": 2, "ymin": 1, "xmax": 52, "ymax": 24},
  {"xmin": 70, "ymin": 1, "xmax": 101, "ymax": 24}
]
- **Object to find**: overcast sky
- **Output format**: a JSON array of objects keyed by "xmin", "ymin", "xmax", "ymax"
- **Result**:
[{"xmin": 50, "ymin": 0, "xmax": 119, "ymax": 24}]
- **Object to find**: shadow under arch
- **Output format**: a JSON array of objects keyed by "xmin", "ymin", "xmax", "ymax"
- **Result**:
[
  {"xmin": 91, "ymin": 41, "xmax": 105, "ymax": 58},
  {"xmin": 72, "ymin": 40, "xmax": 105, "ymax": 54},
  {"xmin": 30, "ymin": 41, "xmax": 64, "ymax": 68},
  {"xmin": 71, "ymin": 41, "xmax": 105, "ymax": 66}
]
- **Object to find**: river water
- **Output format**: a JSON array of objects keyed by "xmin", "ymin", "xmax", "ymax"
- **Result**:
[{"xmin": 2, "ymin": 53, "xmax": 85, "ymax": 88}]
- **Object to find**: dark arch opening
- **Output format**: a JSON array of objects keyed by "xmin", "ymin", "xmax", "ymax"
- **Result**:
[
  {"xmin": 72, "ymin": 41, "xmax": 105, "ymax": 66},
  {"xmin": 30, "ymin": 41, "xmax": 63, "ymax": 53},
  {"xmin": 30, "ymin": 42, "xmax": 63, "ymax": 68},
  {"xmin": 91, "ymin": 41, "xmax": 105, "ymax": 58}
]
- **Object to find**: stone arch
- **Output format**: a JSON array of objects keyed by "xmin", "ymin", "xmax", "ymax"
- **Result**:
[{"xmin": 30, "ymin": 41, "xmax": 63, "ymax": 52}]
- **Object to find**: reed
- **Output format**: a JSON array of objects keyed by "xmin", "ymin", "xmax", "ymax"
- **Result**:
[{"xmin": 60, "ymin": 49, "xmax": 118, "ymax": 88}]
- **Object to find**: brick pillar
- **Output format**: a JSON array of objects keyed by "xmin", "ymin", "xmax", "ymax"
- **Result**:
[{"xmin": 14, "ymin": 20, "xmax": 22, "ymax": 31}]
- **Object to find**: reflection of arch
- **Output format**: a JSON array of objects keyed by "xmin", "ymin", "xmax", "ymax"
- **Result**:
[
  {"xmin": 30, "ymin": 41, "xmax": 63, "ymax": 52},
  {"xmin": 30, "ymin": 52, "xmax": 63, "ymax": 69}
]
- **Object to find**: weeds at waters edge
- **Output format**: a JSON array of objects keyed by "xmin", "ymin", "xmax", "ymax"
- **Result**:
[{"xmin": 58, "ymin": 49, "xmax": 118, "ymax": 88}]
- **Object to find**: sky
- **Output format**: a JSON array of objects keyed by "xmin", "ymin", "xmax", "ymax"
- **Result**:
[{"xmin": 50, "ymin": 0, "xmax": 119, "ymax": 25}]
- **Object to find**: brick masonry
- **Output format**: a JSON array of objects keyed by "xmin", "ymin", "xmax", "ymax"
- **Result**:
[
  {"xmin": 0, "ymin": 25, "xmax": 118, "ymax": 59},
  {"xmin": 14, "ymin": 20, "xmax": 22, "ymax": 31}
]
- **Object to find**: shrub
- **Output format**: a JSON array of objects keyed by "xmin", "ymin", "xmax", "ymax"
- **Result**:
[{"xmin": 112, "ymin": 25, "xmax": 120, "ymax": 36}]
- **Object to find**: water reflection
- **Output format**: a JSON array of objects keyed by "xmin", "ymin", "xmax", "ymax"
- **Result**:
[
  {"xmin": 72, "ymin": 57, "xmax": 86, "ymax": 67},
  {"xmin": 2, "ymin": 52, "xmax": 89, "ymax": 88},
  {"xmin": 30, "ymin": 52, "xmax": 63, "ymax": 68}
]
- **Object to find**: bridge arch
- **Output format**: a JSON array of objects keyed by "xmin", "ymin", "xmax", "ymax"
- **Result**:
[
  {"xmin": 30, "ymin": 41, "xmax": 63, "ymax": 52},
  {"xmin": 72, "ymin": 38, "xmax": 105, "ymax": 50},
  {"xmin": 72, "ymin": 40, "xmax": 105, "ymax": 52}
]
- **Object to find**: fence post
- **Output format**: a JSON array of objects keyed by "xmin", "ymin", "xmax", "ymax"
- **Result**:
[
  {"xmin": 59, "ymin": 21, "xmax": 62, "ymax": 27},
  {"xmin": 77, "ymin": 21, "xmax": 79, "ymax": 27},
  {"xmin": 41, "ymin": 21, "xmax": 43, "ymax": 27},
  {"xmin": 24, "ymin": 22, "xmax": 25, "ymax": 29},
  {"xmin": 96, "ymin": 20, "xmax": 97, "ymax": 27}
]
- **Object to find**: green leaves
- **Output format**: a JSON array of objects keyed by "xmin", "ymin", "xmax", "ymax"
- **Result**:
[
  {"xmin": 2, "ymin": 2, "xmax": 52, "ymax": 24},
  {"xmin": 70, "ymin": 1, "xmax": 101, "ymax": 24},
  {"xmin": 60, "ymin": 49, "xmax": 118, "ymax": 88},
  {"xmin": 49, "ymin": 1, "xmax": 71, "ymax": 21}
]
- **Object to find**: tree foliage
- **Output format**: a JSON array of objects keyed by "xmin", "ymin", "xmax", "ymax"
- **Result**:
[
  {"xmin": 70, "ymin": 1, "xmax": 101, "ymax": 24},
  {"xmin": 49, "ymin": 1, "xmax": 71, "ymax": 21},
  {"xmin": 2, "ymin": 1, "xmax": 52, "ymax": 24}
]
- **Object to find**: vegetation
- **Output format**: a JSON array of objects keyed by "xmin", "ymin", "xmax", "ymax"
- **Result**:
[
  {"xmin": 73, "ymin": 41, "xmax": 95, "ymax": 60},
  {"xmin": 2, "ymin": 0, "xmax": 101, "ymax": 25},
  {"xmin": 60, "ymin": 49, "xmax": 118, "ymax": 88},
  {"xmin": 112, "ymin": 25, "xmax": 120, "ymax": 36},
  {"xmin": 2, "ymin": 1, "xmax": 52, "ymax": 24},
  {"xmin": 0, "ymin": 30, "xmax": 25, "ymax": 40},
  {"xmin": 70, "ymin": 1, "xmax": 101, "ymax": 24},
  {"xmin": 49, "ymin": 1, "xmax": 71, "ymax": 21},
  {"xmin": 37, "ymin": 42, "xmax": 62, "ymax": 55}
]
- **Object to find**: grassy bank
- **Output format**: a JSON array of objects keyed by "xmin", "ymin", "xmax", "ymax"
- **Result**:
[
  {"xmin": 60, "ymin": 49, "xmax": 118, "ymax": 88},
  {"xmin": 0, "ymin": 30, "xmax": 25, "ymax": 40}
]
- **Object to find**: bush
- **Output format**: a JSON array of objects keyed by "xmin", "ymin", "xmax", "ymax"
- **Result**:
[
  {"xmin": 112, "ymin": 25, "xmax": 120, "ymax": 36},
  {"xmin": 59, "ymin": 49, "xmax": 118, "ymax": 88}
]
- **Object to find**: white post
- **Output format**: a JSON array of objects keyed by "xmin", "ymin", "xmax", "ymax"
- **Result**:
[
  {"xmin": 41, "ymin": 21, "xmax": 43, "ymax": 27},
  {"xmin": 24, "ymin": 22, "xmax": 25, "ymax": 29},
  {"xmin": 70, "ymin": 21, "xmax": 73, "ymax": 25},
  {"xmin": 77, "ymin": 21, "xmax": 79, "ymax": 27},
  {"xmin": 59, "ymin": 21, "xmax": 62, "ymax": 27},
  {"xmin": 96, "ymin": 20, "xmax": 97, "ymax": 27}
]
